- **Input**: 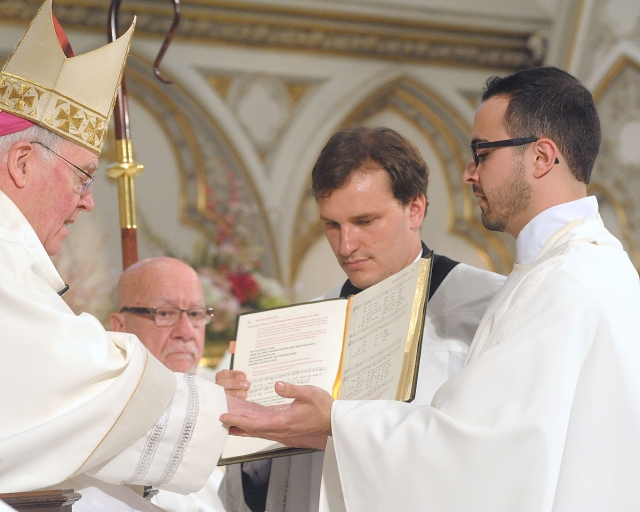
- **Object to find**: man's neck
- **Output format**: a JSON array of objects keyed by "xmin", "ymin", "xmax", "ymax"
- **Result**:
[
  {"xmin": 408, "ymin": 238, "xmax": 424, "ymax": 265},
  {"xmin": 508, "ymin": 190, "xmax": 588, "ymax": 239},
  {"xmin": 515, "ymin": 196, "xmax": 598, "ymax": 264}
]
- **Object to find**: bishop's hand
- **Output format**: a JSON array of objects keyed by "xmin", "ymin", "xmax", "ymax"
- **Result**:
[{"xmin": 220, "ymin": 381, "xmax": 333, "ymax": 451}]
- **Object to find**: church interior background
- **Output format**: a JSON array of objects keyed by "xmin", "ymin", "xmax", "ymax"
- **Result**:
[{"xmin": 2, "ymin": 0, "xmax": 639, "ymax": 365}]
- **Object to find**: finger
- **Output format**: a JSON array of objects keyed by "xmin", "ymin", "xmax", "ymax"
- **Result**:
[
  {"xmin": 216, "ymin": 378, "xmax": 250, "ymax": 392},
  {"xmin": 215, "ymin": 369, "xmax": 247, "ymax": 382},
  {"xmin": 219, "ymin": 413, "xmax": 278, "ymax": 433},
  {"xmin": 216, "ymin": 370, "xmax": 250, "ymax": 395},
  {"xmin": 274, "ymin": 381, "xmax": 320, "ymax": 401},
  {"xmin": 228, "ymin": 426, "xmax": 250, "ymax": 436},
  {"xmin": 274, "ymin": 381, "xmax": 303, "ymax": 399}
]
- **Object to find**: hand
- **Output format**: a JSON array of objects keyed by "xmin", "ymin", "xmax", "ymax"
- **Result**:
[
  {"xmin": 220, "ymin": 381, "xmax": 333, "ymax": 451},
  {"xmin": 226, "ymin": 394, "xmax": 273, "ymax": 417},
  {"xmin": 216, "ymin": 369, "xmax": 250, "ymax": 399}
]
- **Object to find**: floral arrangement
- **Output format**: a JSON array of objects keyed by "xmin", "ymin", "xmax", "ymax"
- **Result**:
[
  {"xmin": 142, "ymin": 179, "xmax": 290, "ymax": 361},
  {"xmin": 193, "ymin": 239, "xmax": 291, "ymax": 344}
]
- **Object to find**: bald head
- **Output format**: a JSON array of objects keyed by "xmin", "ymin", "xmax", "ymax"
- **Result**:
[
  {"xmin": 116, "ymin": 257, "xmax": 201, "ymax": 308},
  {"xmin": 110, "ymin": 257, "xmax": 206, "ymax": 373}
]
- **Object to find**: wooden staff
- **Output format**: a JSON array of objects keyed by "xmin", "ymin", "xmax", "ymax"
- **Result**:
[{"xmin": 106, "ymin": 0, "xmax": 181, "ymax": 270}]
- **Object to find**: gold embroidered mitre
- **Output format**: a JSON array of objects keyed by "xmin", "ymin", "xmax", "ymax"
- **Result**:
[{"xmin": 0, "ymin": 0, "xmax": 135, "ymax": 155}]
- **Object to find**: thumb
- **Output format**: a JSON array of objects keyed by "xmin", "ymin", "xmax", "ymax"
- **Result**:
[{"xmin": 274, "ymin": 381, "xmax": 302, "ymax": 399}]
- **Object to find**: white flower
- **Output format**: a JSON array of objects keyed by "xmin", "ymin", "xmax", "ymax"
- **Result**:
[
  {"xmin": 199, "ymin": 275, "xmax": 229, "ymax": 306},
  {"xmin": 252, "ymin": 273, "xmax": 286, "ymax": 298}
]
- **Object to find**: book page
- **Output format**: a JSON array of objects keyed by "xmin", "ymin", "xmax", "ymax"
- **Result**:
[
  {"xmin": 222, "ymin": 299, "xmax": 348, "ymax": 461},
  {"xmin": 338, "ymin": 260, "xmax": 423, "ymax": 400},
  {"xmin": 233, "ymin": 299, "xmax": 348, "ymax": 406}
]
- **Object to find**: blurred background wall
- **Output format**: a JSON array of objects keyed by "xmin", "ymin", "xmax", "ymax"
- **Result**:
[{"xmin": 2, "ymin": 0, "xmax": 639, "ymax": 363}]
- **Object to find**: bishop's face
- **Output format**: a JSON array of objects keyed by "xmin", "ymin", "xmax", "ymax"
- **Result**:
[
  {"xmin": 318, "ymin": 165, "xmax": 425, "ymax": 290},
  {"xmin": 27, "ymin": 141, "xmax": 96, "ymax": 255},
  {"xmin": 463, "ymin": 96, "xmax": 533, "ymax": 237}
]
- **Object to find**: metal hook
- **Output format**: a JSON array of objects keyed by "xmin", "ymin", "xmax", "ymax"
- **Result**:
[
  {"xmin": 108, "ymin": 0, "xmax": 123, "ymax": 44},
  {"xmin": 153, "ymin": 0, "xmax": 181, "ymax": 84},
  {"xmin": 108, "ymin": 0, "xmax": 180, "ymax": 85}
]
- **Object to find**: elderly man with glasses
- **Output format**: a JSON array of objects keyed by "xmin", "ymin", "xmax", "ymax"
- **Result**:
[
  {"xmin": 110, "ymin": 257, "xmax": 226, "ymax": 512},
  {"xmin": 111, "ymin": 257, "xmax": 214, "ymax": 376}
]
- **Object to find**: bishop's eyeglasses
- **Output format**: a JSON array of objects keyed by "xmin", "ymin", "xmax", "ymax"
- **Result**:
[
  {"xmin": 31, "ymin": 141, "xmax": 96, "ymax": 194},
  {"xmin": 120, "ymin": 307, "xmax": 215, "ymax": 327},
  {"xmin": 470, "ymin": 137, "xmax": 560, "ymax": 167}
]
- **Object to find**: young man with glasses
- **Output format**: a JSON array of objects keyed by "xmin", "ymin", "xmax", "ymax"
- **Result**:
[{"xmin": 221, "ymin": 67, "xmax": 640, "ymax": 511}]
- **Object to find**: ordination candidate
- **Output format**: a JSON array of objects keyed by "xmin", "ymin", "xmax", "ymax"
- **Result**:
[
  {"xmin": 0, "ymin": 1, "xmax": 258, "ymax": 506},
  {"xmin": 216, "ymin": 127, "xmax": 505, "ymax": 511},
  {"xmin": 221, "ymin": 67, "xmax": 640, "ymax": 511}
]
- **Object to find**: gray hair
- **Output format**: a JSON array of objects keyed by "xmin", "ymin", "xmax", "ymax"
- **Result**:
[{"xmin": 0, "ymin": 124, "xmax": 68, "ymax": 164}]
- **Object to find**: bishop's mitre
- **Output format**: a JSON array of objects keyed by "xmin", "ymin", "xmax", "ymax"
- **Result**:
[{"xmin": 0, "ymin": 0, "xmax": 135, "ymax": 155}]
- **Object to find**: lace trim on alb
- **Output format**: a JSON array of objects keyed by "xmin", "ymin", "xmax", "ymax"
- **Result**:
[
  {"xmin": 121, "ymin": 400, "xmax": 172, "ymax": 484},
  {"xmin": 152, "ymin": 373, "xmax": 199, "ymax": 487}
]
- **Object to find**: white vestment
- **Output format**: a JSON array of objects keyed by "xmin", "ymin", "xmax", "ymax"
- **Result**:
[
  {"xmin": 0, "ymin": 191, "xmax": 228, "ymax": 506},
  {"xmin": 151, "ymin": 366, "xmax": 227, "ymax": 512},
  {"xmin": 220, "ymin": 261, "xmax": 505, "ymax": 511},
  {"xmin": 324, "ymin": 203, "xmax": 640, "ymax": 511}
]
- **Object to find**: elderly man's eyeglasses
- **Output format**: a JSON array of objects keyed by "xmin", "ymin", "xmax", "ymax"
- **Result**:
[
  {"xmin": 120, "ymin": 307, "xmax": 214, "ymax": 327},
  {"xmin": 470, "ymin": 137, "xmax": 560, "ymax": 167},
  {"xmin": 31, "ymin": 141, "xmax": 96, "ymax": 194}
]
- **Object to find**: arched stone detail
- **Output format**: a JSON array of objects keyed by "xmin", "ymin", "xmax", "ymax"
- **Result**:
[
  {"xmin": 591, "ymin": 56, "xmax": 640, "ymax": 269},
  {"xmin": 124, "ymin": 53, "xmax": 281, "ymax": 279}
]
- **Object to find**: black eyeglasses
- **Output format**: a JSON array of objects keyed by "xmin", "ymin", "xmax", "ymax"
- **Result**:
[
  {"xmin": 31, "ymin": 141, "xmax": 96, "ymax": 194},
  {"xmin": 470, "ymin": 137, "xmax": 560, "ymax": 167},
  {"xmin": 120, "ymin": 307, "xmax": 214, "ymax": 327}
]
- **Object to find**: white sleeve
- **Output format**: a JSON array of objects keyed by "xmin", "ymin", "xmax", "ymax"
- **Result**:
[{"xmin": 87, "ymin": 373, "xmax": 228, "ymax": 494}]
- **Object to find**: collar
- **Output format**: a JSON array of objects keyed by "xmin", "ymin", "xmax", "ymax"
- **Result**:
[
  {"xmin": 516, "ymin": 196, "xmax": 599, "ymax": 264},
  {"xmin": 0, "ymin": 189, "xmax": 68, "ymax": 294}
]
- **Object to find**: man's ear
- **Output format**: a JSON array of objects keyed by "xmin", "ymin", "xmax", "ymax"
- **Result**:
[
  {"xmin": 407, "ymin": 193, "xmax": 426, "ymax": 229},
  {"xmin": 110, "ymin": 312, "xmax": 126, "ymax": 332},
  {"xmin": 6, "ymin": 141, "xmax": 35, "ymax": 189},
  {"xmin": 532, "ymin": 138, "xmax": 559, "ymax": 179}
]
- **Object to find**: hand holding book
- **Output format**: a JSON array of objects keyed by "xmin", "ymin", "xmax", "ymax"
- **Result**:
[
  {"xmin": 221, "ymin": 381, "xmax": 333, "ymax": 451},
  {"xmin": 218, "ymin": 255, "xmax": 432, "ymax": 464}
]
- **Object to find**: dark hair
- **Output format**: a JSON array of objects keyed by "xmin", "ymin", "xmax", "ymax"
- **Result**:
[
  {"xmin": 311, "ymin": 127, "xmax": 429, "ymax": 210},
  {"xmin": 482, "ymin": 66, "xmax": 601, "ymax": 184}
]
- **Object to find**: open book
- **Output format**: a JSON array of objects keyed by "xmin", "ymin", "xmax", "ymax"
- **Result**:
[{"xmin": 218, "ymin": 254, "xmax": 433, "ymax": 465}]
